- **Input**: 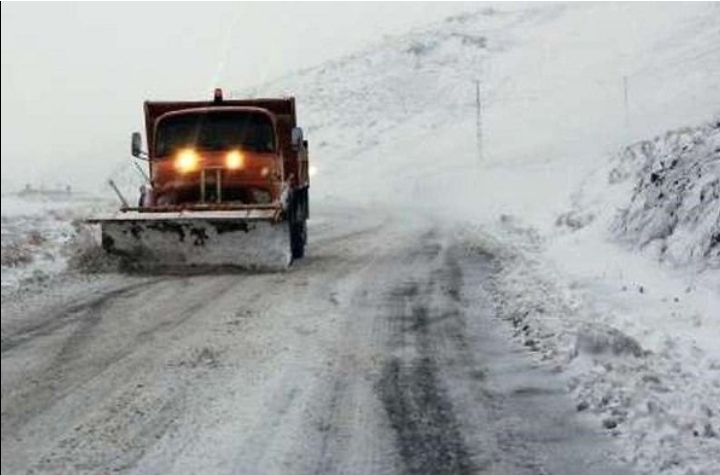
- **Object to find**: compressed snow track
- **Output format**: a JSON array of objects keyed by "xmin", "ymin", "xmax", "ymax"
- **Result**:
[{"xmin": 1, "ymin": 205, "xmax": 630, "ymax": 475}]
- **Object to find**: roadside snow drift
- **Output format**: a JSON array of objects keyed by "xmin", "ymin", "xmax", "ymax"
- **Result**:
[
  {"xmin": 611, "ymin": 119, "xmax": 720, "ymax": 270},
  {"xmin": 0, "ymin": 192, "xmax": 112, "ymax": 290}
]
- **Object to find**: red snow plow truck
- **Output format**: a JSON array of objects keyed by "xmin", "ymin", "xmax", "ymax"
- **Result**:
[{"xmin": 90, "ymin": 89, "xmax": 309, "ymax": 270}]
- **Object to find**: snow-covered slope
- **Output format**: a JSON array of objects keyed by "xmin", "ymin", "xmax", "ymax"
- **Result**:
[
  {"xmin": 558, "ymin": 117, "xmax": 720, "ymax": 270},
  {"xmin": 241, "ymin": 4, "xmax": 720, "ymax": 474},
  {"xmin": 611, "ymin": 120, "xmax": 719, "ymax": 270},
  {"xmin": 249, "ymin": 3, "xmax": 720, "ymax": 225}
]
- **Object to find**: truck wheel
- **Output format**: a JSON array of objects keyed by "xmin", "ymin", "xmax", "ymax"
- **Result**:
[{"xmin": 291, "ymin": 220, "xmax": 306, "ymax": 260}]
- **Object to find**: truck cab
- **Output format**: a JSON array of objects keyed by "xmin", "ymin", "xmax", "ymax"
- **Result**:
[{"xmin": 133, "ymin": 89, "xmax": 309, "ymax": 215}]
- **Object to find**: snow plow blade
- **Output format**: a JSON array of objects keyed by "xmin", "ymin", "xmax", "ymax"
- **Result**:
[{"xmin": 88, "ymin": 208, "xmax": 291, "ymax": 271}]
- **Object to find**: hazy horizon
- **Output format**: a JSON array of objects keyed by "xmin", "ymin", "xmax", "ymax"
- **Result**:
[{"xmin": 1, "ymin": 2, "xmax": 478, "ymax": 192}]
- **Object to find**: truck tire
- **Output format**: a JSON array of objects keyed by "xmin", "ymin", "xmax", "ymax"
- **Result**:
[
  {"xmin": 291, "ymin": 219, "xmax": 306, "ymax": 260},
  {"xmin": 289, "ymin": 193, "xmax": 307, "ymax": 261}
]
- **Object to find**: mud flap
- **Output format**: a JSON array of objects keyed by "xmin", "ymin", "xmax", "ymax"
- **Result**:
[{"xmin": 97, "ymin": 215, "xmax": 291, "ymax": 271}]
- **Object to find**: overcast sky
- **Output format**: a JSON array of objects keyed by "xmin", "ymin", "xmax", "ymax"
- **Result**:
[{"xmin": 1, "ymin": 2, "xmax": 478, "ymax": 191}]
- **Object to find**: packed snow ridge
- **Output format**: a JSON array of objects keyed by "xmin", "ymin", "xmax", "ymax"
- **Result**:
[
  {"xmin": 611, "ymin": 118, "xmax": 720, "ymax": 270},
  {"xmin": 558, "ymin": 116, "xmax": 720, "ymax": 272},
  {"xmin": 493, "ymin": 117, "xmax": 720, "ymax": 475}
]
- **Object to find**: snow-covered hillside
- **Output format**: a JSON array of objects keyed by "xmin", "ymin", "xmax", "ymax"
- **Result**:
[
  {"xmin": 243, "ymin": 3, "xmax": 720, "ymax": 474},
  {"xmin": 250, "ymin": 3, "xmax": 720, "ymax": 221},
  {"xmin": 557, "ymin": 117, "xmax": 719, "ymax": 271},
  {"xmin": 611, "ymin": 120, "xmax": 719, "ymax": 270}
]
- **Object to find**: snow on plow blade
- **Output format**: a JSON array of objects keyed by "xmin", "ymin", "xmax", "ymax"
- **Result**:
[{"xmin": 88, "ymin": 208, "xmax": 291, "ymax": 271}]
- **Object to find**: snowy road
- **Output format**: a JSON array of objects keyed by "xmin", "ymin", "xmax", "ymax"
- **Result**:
[{"xmin": 1, "ymin": 205, "xmax": 630, "ymax": 475}]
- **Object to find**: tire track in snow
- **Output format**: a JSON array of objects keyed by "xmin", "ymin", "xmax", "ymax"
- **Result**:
[
  {"xmin": 378, "ymin": 356, "xmax": 474, "ymax": 475},
  {"xmin": 1, "ymin": 275, "xmax": 239, "ymax": 446},
  {"xmin": 0, "ymin": 280, "xmax": 154, "ymax": 354},
  {"xmin": 1, "ymin": 210, "xmax": 636, "ymax": 474},
  {"xmin": 376, "ymin": 231, "xmax": 476, "ymax": 475}
]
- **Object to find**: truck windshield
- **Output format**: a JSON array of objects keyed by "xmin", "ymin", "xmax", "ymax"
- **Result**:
[{"xmin": 155, "ymin": 111, "xmax": 276, "ymax": 157}]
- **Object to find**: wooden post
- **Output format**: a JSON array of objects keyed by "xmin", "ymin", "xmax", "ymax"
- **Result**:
[
  {"xmin": 476, "ymin": 79, "xmax": 483, "ymax": 163},
  {"xmin": 623, "ymin": 75, "xmax": 630, "ymax": 129}
]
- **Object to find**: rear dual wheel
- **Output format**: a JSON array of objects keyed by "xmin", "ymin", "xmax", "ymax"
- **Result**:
[
  {"xmin": 290, "ymin": 220, "xmax": 306, "ymax": 260},
  {"xmin": 289, "ymin": 193, "xmax": 307, "ymax": 261}
]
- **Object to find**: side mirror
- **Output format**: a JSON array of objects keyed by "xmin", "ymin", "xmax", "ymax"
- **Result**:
[
  {"xmin": 131, "ymin": 132, "xmax": 143, "ymax": 158},
  {"xmin": 291, "ymin": 127, "xmax": 304, "ymax": 151}
]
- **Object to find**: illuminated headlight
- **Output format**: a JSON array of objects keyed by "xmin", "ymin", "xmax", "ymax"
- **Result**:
[
  {"xmin": 174, "ymin": 149, "xmax": 199, "ymax": 173},
  {"xmin": 225, "ymin": 150, "xmax": 244, "ymax": 170}
]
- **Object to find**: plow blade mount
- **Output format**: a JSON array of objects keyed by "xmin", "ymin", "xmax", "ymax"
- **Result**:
[{"xmin": 91, "ymin": 209, "xmax": 291, "ymax": 271}]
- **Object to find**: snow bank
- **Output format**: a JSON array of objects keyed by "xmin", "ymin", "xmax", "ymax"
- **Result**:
[
  {"xmin": 611, "ymin": 119, "xmax": 720, "ymax": 270},
  {"xmin": 0, "ymin": 193, "xmax": 114, "ymax": 290},
  {"xmin": 483, "ymin": 116, "xmax": 720, "ymax": 475},
  {"xmin": 492, "ymin": 116, "xmax": 720, "ymax": 475},
  {"xmin": 484, "ymin": 214, "xmax": 720, "ymax": 475}
]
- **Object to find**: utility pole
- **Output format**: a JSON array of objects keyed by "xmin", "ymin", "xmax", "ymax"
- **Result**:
[
  {"xmin": 623, "ymin": 75, "xmax": 630, "ymax": 130},
  {"xmin": 475, "ymin": 79, "xmax": 483, "ymax": 164}
]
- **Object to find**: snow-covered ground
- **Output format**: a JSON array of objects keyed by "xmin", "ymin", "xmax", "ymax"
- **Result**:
[
  {"xmin": 2, "ymin": 3, "xmax": 719, "ymax": 474},
  {"xmin": 518, "ymin": 120, "xmax": 720, "ymax": 474},
  {"xmin": 247, "ymin": 3, "xmax": 720, "ymax": 474},
  {"xmin": 0, "ymin": 192, "xmax": 116, "ymax": 291}
]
